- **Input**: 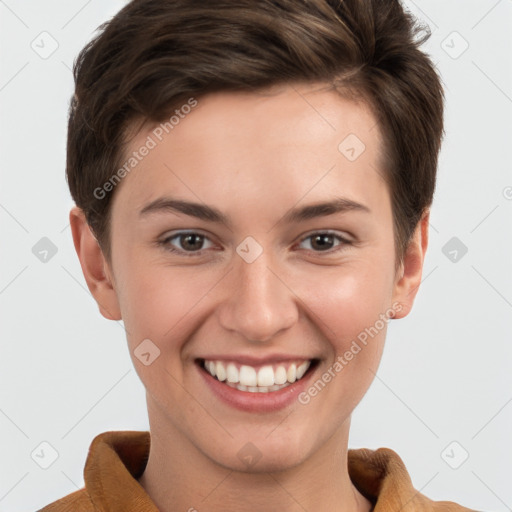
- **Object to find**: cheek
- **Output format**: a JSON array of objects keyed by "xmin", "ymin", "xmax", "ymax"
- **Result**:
[
  {"xmin": 305, "ymin": 262, "xmax": 393, "ymax": 342},
  {"xmin": 298, "ymin": 259, "xmax": 394, "ymax": 403},
  {"xmin": 117, "ymin": 268, "xmax": 212, "ymax": 398},
  {"xmin": 118, "ymin": 261, "xmax": 216, "ymax": 349}
]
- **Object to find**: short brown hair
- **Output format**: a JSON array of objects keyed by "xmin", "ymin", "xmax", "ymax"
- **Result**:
[{"xmin": 67, "ymin": 0, "xmax": 444, "ymax": 269}]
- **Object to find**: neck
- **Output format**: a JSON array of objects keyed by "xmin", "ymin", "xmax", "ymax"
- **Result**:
[{"xmin": 138, "ymin": 399, "xmax": 372, "ymax": 512}]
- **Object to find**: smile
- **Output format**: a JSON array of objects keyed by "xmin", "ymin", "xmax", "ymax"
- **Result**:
[{"xmin": 201, "ymin": 359, "xmax": 312, "ymax": 393}]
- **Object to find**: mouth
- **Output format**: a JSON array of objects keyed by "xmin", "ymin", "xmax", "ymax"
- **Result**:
[{"xmin": 197, "ymin": 358, "xmax": 319, "ymax": 393}]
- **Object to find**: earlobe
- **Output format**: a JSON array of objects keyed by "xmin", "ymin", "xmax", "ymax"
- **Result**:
[
  {"xmin": 391, "ymin": 210, "xmax": 430, "ymax": 319},
  {"xmin": 69, "ymin": 206, "xmax": 122, "ymax": 321}
]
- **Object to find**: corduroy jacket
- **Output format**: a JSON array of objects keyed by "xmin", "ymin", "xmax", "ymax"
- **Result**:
[{"xmin": 38, "ymin": 430, "xmax": 478, "ymax": 512}]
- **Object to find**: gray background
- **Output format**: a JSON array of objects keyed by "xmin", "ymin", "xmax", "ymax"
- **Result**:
[{"xmin": 1, "ymin": 1, "xmax": 511, "ymax": 510}]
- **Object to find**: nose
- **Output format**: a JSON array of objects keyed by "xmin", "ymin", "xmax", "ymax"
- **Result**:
[{"xmin": 217, "ymin": 250, "xmax": 298, "ymax": 343}]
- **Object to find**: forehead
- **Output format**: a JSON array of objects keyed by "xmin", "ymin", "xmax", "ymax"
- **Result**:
[{"xmin": 111, "ymin": 82, "xmax": 388, "ymax": 223}]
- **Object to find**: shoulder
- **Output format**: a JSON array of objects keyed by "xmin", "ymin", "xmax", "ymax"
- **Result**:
[
  {"xmin": 37, "ymin": 488, "xmax": 95, "ymax": 512},
  {"xmin": 348, "ymin": 446, "xmax": 479, "ymax": 512}
]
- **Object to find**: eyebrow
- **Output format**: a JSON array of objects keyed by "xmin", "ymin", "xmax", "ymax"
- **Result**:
[{"xmin": 138, "ymin": 196, "xmax": 370, "ymax": 228}]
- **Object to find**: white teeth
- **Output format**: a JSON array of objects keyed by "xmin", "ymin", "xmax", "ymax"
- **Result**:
[
  {"xmin": 287, "ymin": 363, "xmax": 296, "ymax": 383},
  {"xmin": 203, "ymin": 359, "xmax": 312, "ymax": 392},
  {"xmin": 215, "ymin": 361, "xmax": 226, "ymax": 381},
  {"xmin": 225, "ymin": 381, "xmax": 289, "ymax": 392},
  {"xmin": 274, "ymin": 366, "xmax": 288, "ymax": 385},
  {"xmin": 226, "ymin": 363, "xmax": 238, "ymax": 383},
  {"xmin": 257, "ymin": 365, "xmax": 274, "ymax": 387},
  {"xmin": 296, "ymin": 361, "xmax": 309, "ymax": 380},
  {"xmin": 239, "ymin": 365, "xmax": 257, "ymax": 386}
]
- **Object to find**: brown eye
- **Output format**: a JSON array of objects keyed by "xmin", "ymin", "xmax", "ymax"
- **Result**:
[
  {"xmin": 178, "ymin": 233, "xmax": 205, "ymax": 251},
  {"xmin": 160, "ymin": 231, "xmax": 214, "ymax": 256},
  {"xmin": 298, "ymin": 232, "xmax": 352, "ymax": 254},
  {"xmin": 310, "ymin": 234, "xmax": 335, "ymax": 251}
]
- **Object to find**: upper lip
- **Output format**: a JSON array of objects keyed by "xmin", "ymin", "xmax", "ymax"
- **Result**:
[{"xmin": 196, "ymin": 354, "xmax": 317, "ymax": 366}]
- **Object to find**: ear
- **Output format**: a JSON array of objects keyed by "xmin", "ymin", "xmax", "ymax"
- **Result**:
[
  {"xmin": 69, "ymin": 206, "xmax": 122, "ymax": 321},
  {"xmin": 391, "ymin": 209, "xmax": 430, "ymax": 319}
]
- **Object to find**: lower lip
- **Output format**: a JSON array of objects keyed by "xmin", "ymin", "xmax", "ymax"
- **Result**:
[{"xmin": 197, "ymin": 361, "xmax": 317, "ymax": 413}]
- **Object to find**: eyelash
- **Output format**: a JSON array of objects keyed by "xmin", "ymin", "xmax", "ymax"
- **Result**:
[{"xmin": 158, "ymin": 230, "xmax": 353, "ymax": 257}]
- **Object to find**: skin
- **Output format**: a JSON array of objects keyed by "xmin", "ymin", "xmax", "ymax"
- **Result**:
[{"xmin": 70, "ymin": 81, "xmax": 429, "ymax": 512}]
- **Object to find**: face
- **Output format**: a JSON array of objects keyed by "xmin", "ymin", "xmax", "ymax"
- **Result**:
[{"xmin": 74, "ymin": 82, "xmax": 426, "ymax": 473}]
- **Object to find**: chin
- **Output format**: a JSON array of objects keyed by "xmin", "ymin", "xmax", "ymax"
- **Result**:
[{"xmin": 203, "ymin": 433, "xmax": 312, "ymax": 474}]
